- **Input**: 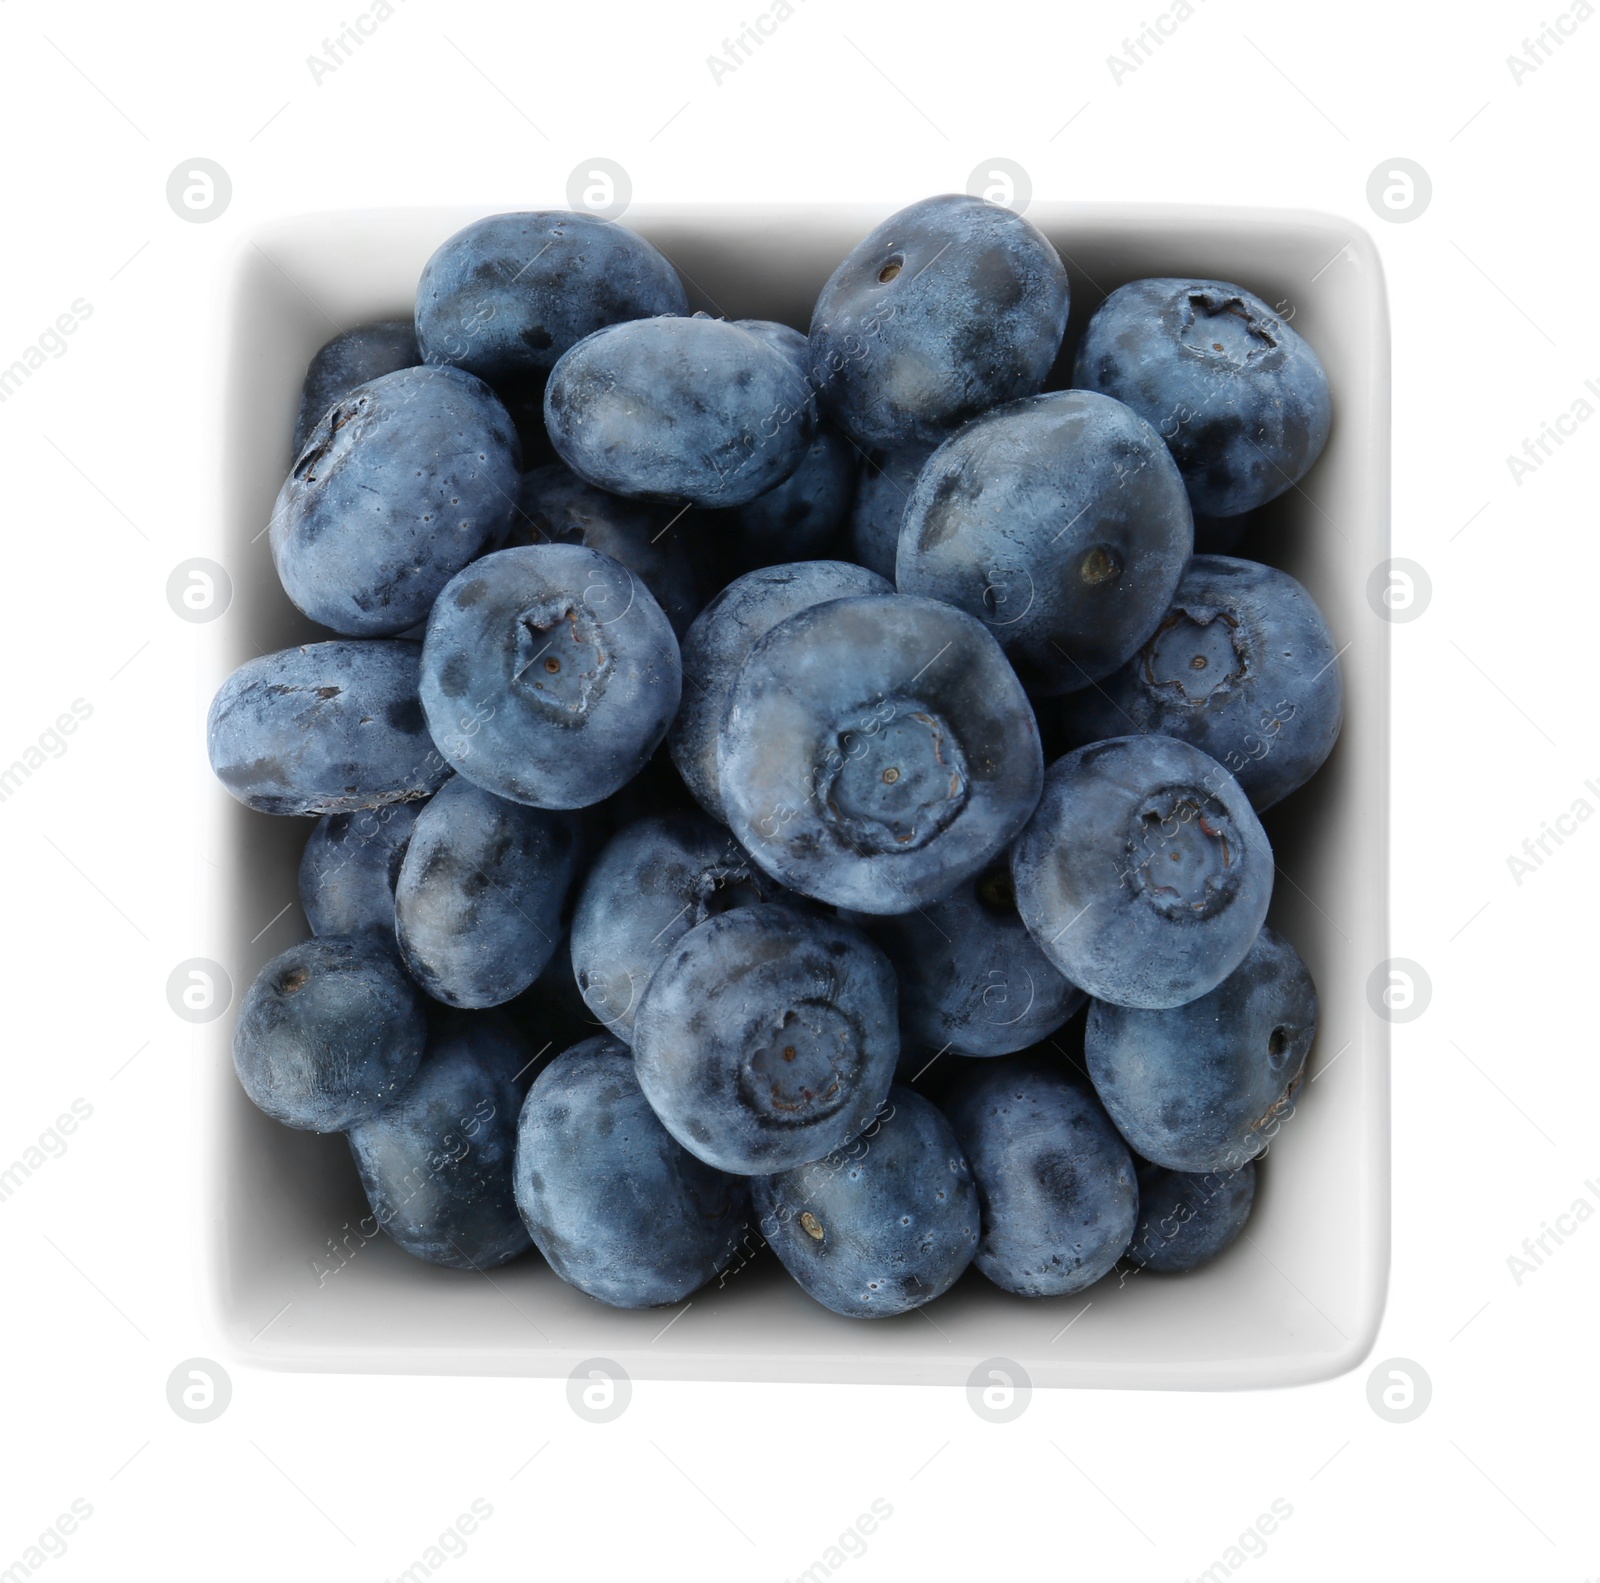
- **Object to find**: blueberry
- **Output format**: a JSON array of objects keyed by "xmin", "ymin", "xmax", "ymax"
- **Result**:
[
  {"xmin": 1085, "ymin": 925, "xmax": 1315, "ymax": 1171},
  {"xmin": 299, "ymin": 799, "xmax": 425, "ymax": 937},
  {"xmin": 709, "ymin": 423, "xmax": 858, "ymax": 575},
  {"xmin": 752, "ymin": 1085, "xmax": 979, "ymax": 1318},
  {"xmin": 896, "ymin": 389, "xmax": 1193, "ymax": 695},
  {"xmin": 208, "ymin": 639, "xmax": 449, "ymax": 816},
  {"xmin": 272, "ymin": 366, "xmax": 521, "ymax": 637},
  {"xmin": 1011, "ymin": 736, "xmax": 1272, "ymax": 1009},
  {"xmin": 394, "ymin": 775, "xmax": 580, "ymax": 1008},
  {"xmin": 632, "ymin": 906, "xmax": 899, "ymax": 1174},
  {"xmin": 1061, "ymin": 555, "xmax": 1344, "ymax": 810},
  {"xmin": 419, "ymin": 544, "xmax": 681, "ymax": 809},
  {"xmin": 1124, "ymin": 1160, "xmax": 1257, "ymax": 1273},
  {"xmin": 942, "ymin": 1059, "xmax": 1137, "ymax": 1296},
  {"xmin": 842, "ymin": 861, "xmax": 1085, "ymax": 1057},
  {"xmin": 670, "ymin": 560, "xmax": 893, "ymax": 823},
  {"xmin": 808, "ymin": 194, "xmax": 1069, "ymax": 450},
  {"xmin": 506, "ymin": 463, "xmax": 701, "ymax": 637},
  {"xmin": 291, "ymin": 318, "xmax": 420, "ymax": 460},
  {"xmin": 513, "ymin": 1036, "xmax": 751, "ymax": 1307},
  {"xmin": 1072, "ymin": 278, "xmax": 1332, "ymax": 519},
  {"xmin": 719, "ymin": 593, "xmax": 1044, "ymax": 913},
  {"xmin": 569, "ymin": 811, "xmax": 797, "ymax": 1042},
  {"xmin": 415, "ymin": 211, "xmax": 687, "ymax": 395},
  {"xmin": 847, "ymin": 446, "xmax": 933, "ymax": 579},
  {"xmin": 233, "ymin": 935, "xmax": 426, "ymax": 1131},
  {"xmin": 347, "ymin": 1009, "xmax": 534, "ymax": 1269},
  {"xmin": 545, "ymin": 315, "xmax": 816, "ymax": 507}
]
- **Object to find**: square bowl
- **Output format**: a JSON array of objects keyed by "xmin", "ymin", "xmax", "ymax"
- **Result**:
[{"xmin": 203, "ymin": 202, "xmax": 1389, "ymax": 1388}]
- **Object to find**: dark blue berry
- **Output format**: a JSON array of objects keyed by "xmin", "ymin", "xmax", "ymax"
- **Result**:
[
  {"xmin": 273, "ymin": 366, "xmax": 520, "ymax": 638},
  {"xmin": 753, "ymin": 1085, "xmax": 979, "ymax": 1318},
  {"xmin": 394, "ymin": 775, "xmax": 580, "ymax": 1008},
  {"xmin": 943, "ymin": 1059, "xmax": 1137, "ymax": 1296},
  {"xmin": 897, "ymin": 389, "xmax": 1193, "ymax": 694},
  {"xmin": 809, "ymin": 194, "xmax": 1069, "ymax": 450},
  {"xmin": 513, "ymin": 1036, "xmax": 751, "ymax": 1307},
  {"xmin": 347, "ymin": 1009, "xmax": 534, "ymax": 1269},
  {"xmin": 208, "ymin": 640, "xmax": 449, "ymax": 817},
  {"xmin": 719, "ymin": 594, "xmax": 1043, "ymax": 912},
  {"xmin": 633, "ymin": 907, "xmax": 899, "ymax": 1174},
  {"xmin": 1085, "ymin": 925, "xmax": 1315, "ymax": 1170},
  {"xmin": 1011, "ymin": 736, "xmax": 1273, "ymax": 1009},
  {"xmin": 1072, "ymin": 277, "xmax": 1332, "ymax": 518},
  {"xmin": 233, "ymin": 935, "xmax": 426, "ymax": 1131},
  {"xmin": 416, "ymin": 211, "xmax": 687, "ymax": 396},
  {"xmin": 419, "ymin": 544, "xmax": 681, "ymax": 809}
]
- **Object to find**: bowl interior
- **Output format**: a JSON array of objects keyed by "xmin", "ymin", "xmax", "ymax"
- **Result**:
[{"xmin": 207, "ymin": 203, "xmax": 1389, "ymax": 1387}]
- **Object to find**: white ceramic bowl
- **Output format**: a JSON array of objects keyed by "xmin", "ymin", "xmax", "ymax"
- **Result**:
[{"xmin": 203, "ymin": 203, "xmax": 1390, "ymax": 1388}]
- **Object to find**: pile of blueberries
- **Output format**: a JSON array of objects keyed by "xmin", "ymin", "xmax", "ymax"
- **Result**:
[{"xmin": 209, "ymin": 194, "xmax": 1341, "ymax": 1319}]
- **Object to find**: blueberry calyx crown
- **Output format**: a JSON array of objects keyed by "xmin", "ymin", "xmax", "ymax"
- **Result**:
[
  {"xmin": 740, "ymin": 1001, "xmax": 861, "ymax": 1124},
  {"xmin": 1142, "ymin": 606, "xmax": 1246, "ymax": 705},
  {"xmin": 817, "ymin": 700, "xmax": 969, "ymax": 856},
  {"xmin": 512, "ymin": 597, "xmax": 612, "ymax": 719},
  {"xmin": 1178, "ymin": 290, "xmax": 1281, "ymax": 370},
  {"xmin": 1121, "ymin": 785, "xmax": 1243, "ymax": 919}
]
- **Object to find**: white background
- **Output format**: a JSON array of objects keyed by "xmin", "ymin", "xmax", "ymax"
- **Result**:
[{"xmin": 0, "ymin": 0, "xmax": 1594, "ymax": 1578}]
